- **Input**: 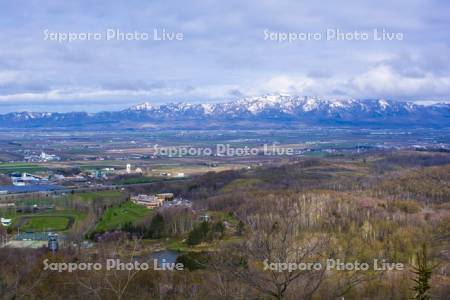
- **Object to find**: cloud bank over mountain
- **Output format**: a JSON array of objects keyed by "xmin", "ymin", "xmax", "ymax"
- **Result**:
[{"xmin": 0, "ymin": 0, "xmax": 449, "ymax": 112}]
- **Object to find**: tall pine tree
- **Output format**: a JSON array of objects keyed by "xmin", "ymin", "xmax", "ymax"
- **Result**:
[{"xmin": 412, "ymin": 243, "xmax": 433, "ymax": 300}]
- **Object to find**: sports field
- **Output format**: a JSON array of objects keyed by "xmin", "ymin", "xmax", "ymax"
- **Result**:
[{"xmin": 18, "ymin": 215, "xmax": 74, "ymax": 232}]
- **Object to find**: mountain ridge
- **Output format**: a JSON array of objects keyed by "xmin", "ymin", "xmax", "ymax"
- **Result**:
[{"xmin": 1, "ymin": 95, "xmax": 448, "ymax": 129}]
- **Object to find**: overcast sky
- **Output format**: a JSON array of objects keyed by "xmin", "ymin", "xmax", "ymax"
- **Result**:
[{"xmin": 0, "ymin": 0, "xmax": 449, "ymax": 112}]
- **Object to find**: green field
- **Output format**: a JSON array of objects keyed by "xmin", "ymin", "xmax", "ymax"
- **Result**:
[
  {"xmin": 0, "ymin": 207, "xmax": 87, "ymax": 232},
  {"xmin": 113, "ymin": 176, "xmax": 160, "ymax": 185},
  {"xmin": 0, "ymin": 163, "xmax": 47, "ymax": 174},
  {"xmin": 68, "ymin": 190, "xmax": 124, "ymax": 202},
  {"xmin": 0, "ymin": 191, "xmax": 124, "ymax": 234},
  {"xmin": 95, "ymin": 202, "xmax": 153, "ymax": 232},
  {"xmin": 302, "ymin": 151, "xmax": 329, "ymax": 158},
  {"xmin": 20, "ymin": 215, "xmax": 72, "ymax": 232}
]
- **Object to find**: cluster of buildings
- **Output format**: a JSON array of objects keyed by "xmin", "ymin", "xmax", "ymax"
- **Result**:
[
  {"xmin": 169, "ymin": 172, "xmax": 185, "ymax": 178},
  {"xmin": 49, "ymin": 164, "xmax": 143, "ymax": 182},
  {"xmin": 85, "ymin": 164, "xmax": 143, "ymax": 180},
  {"xmin": 131, "ymin": 193, "xmax": 193, "ymax": 210},
  {"xmin": 11, "ymin": 173, "xmax": 48, "ymax": 186},
  {"xmin": 125, "ymin": 164, "xmax": 143, "ymax": 174},
  {"xmin": 131, "ymin": 193, "xmax": 174, "ymax": 209},
  {"xmin": 52, "ymin": 174, "xmax": 86, "ymax": 182},
  {"xmin": 156, "ymin": 171, "xmax": 185, "ymax": 178},
  {"xmin": 24, "ymin": 152, "xmax": 60, "ymax": 162}
]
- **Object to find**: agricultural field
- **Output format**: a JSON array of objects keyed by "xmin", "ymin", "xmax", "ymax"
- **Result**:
[
  {"xmin": 112, "ymin": 176, "xmax": 161, "ymax": 185},
  {"xmin": 0, "ymin": 163, "xmax": 47, "ymax": 174}
]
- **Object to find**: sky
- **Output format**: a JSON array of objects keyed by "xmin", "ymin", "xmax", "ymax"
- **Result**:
[{"xmin": 0, "ymin": 0, "xmax": 449, "ymax": 112}]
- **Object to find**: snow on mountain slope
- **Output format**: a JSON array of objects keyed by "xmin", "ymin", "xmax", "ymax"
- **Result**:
[
  {"xmin": 128, "ymin": 102, "xmax": 159, "ymax": 111},
  {"xmin": 0, "ymin": 95, "xmax": 448, "ymax": 128}
]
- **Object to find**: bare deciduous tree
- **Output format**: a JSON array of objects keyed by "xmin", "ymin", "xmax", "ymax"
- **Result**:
[{"xmin": 212, "ymin": 195, "xmax": 331, "ymax": 299}]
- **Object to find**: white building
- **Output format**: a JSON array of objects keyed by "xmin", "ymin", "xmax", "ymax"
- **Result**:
[
  {"xmin": 1, "ymin": 218, "xmax": 12, "ymax": 227},
  {"xmin": 40, "ymin": 152, "xmax": 59, "ymax": 161},
  {"xmin": 11, "ymin": 173, "xmax": 46, "ymax": 186}
]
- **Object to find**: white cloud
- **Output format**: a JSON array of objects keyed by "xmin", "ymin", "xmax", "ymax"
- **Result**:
[
  {"xmin": 263, "ymin": 76, "xmax": 316, "ymax": 94},
  {"xmin": 1, "ymin": 65, "xmax": 449, "ymax": 108},
  {"xmin": 349, "ymin": 65, "xmax": 450, "ymax": 98},
  {"xmin": 0, "ymin": 0, "xmax": 449, "ymax": 111},
  {"xmin": 0, "ymin": 71, "xmax": 19, "ymax": 85}
]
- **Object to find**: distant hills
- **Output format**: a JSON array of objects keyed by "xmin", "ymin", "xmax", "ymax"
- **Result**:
[{"xmin": 0, "ymin": 95, "xmax": 448, "ymax": 129}]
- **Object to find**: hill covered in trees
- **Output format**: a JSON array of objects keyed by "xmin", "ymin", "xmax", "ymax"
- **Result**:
[{"xmin": 1, "ymin": 150, "xmax": 449, "ymax": 299}]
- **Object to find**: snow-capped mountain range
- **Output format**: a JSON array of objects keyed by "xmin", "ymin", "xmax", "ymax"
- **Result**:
[{"xmin": 0, "ymin": 95, "xmax": 448, "ymax": 128}]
